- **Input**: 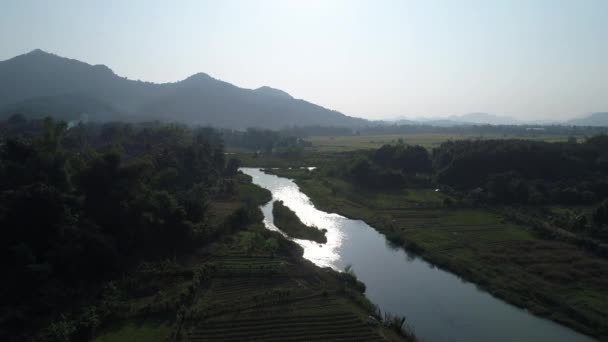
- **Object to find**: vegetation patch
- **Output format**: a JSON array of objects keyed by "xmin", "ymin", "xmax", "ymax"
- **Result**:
[
  {"xmin": 93, "ymin": 320, "xmax": 171, "ymax": 342},
  {"xmin": 272, "ymin": 200, "xmax": 327, "ymax": 243},
  {"xmin": 236, "ymin": 172, "xmax": 272, "ymax": 205}
]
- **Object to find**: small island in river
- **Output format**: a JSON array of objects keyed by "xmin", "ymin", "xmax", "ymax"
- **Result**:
[{"xmin": 272, "ymin": 200, "xmax": 327, "ymax": 243}]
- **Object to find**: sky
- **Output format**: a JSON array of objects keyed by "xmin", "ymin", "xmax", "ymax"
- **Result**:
[{"xmin": 1, "ymin": 0, "xmax": 607, "ymax": 120}]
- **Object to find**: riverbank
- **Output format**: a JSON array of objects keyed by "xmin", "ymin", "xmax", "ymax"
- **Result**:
[{"xmin": 264, "ymin": 168, "xmax": 608, "ymax": 339}]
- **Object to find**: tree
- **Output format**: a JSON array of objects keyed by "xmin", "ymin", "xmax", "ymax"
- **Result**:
[
  {"xmin": 350, "ymin": 158, "xmax": 374, "ymax": 187},
  {"xmin": 593, "ymin": 199, "xmax": 608, "ymax": 227},
  {"xmin": 7, "ymin": 113, "xmax": 27, "ymax": 125},
  {"xmin": 225, "ymin": 158, "xmax": 240, "ymax": 177},
  {"xmin": 265, "ymin": 238, "xmax": 279, "ymax": 258}
]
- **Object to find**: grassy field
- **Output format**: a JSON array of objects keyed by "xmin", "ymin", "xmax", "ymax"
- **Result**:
[
  {"xmin": 305, "ymin": 133, "xmax": 577, "ymax": 151},
  {"xmin": 267, "ymin": 168, "xmax": 608, "ymax": 339}
]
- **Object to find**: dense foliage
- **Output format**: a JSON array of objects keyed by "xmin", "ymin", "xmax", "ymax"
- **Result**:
[
  {"xmin": 0, "ymin": 116, "xmax": 245, "ymax": 338},
  {"xmin": 322, "ymin": 142, "xmax": 434, "ymax": 189},
  {"xmin": 594, "ymin": 200, "xmax": 608, "ymax": 224},
  {"xmin": 433, "ymin": 137, "xmax": 608, "ymax": 205},
  {"xmin": 221, "ymin": 128, "xmax": 311, "ymax": 157},
  {"xmin": 319, "ymin": 135, "xmax": 608, "ymax": 206}
]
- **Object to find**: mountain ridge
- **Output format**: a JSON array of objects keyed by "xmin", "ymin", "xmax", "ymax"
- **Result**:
[
  {"xmin": 3, "ymin": 50, "xmax": 606, "ymax": 128},
  {"xmin": 387, "ymin": 112, "xmax": 608, "ymax": 127},
  {"xmin": 0, "ymin": 49, "xmax": 367, "ymax": 129},
  {"xmin": 566, "ymin": 112, "xmax": 608, "ymax": 127}
]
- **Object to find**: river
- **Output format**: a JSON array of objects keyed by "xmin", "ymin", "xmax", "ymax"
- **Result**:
[{"xmin": 241, "ymin": 168, "xmax": 595, "ymax": 342}]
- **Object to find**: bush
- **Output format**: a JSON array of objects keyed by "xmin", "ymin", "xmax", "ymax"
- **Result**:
[
  {"xmin": 593, "ymin": 199, "xmax": 608, "ymax": 227},
  {"xmin": 382, "ymin": 312, "xmax": 418, "ymax": 341}
]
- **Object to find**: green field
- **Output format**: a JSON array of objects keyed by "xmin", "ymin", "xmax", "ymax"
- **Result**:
[
  {"xmin": 305, "ymin": 133, "xmax": 577, "ymax": 151},
  {"xmin": 267, "ymin": 168, "xmax": 608, "ymax": 338}
]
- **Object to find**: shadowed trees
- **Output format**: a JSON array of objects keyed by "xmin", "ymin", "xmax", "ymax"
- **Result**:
[{"xmin": 0, "ymin": 117, "xmax": 240, "ymax": 338}]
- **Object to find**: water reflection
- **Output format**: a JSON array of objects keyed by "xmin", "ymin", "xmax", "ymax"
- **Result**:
[
  {"xmin": 241, "ymin": 168, "xmax": 595, "ymax": 342},
  {"xmin": 258, "ymin": 182, "xmax": 343, "ymax": 268}
]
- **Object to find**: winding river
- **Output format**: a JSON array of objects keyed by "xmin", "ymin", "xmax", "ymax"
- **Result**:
[{"xmin": 241, "ymin": 168, "xmax": 595, "ymax": 342}]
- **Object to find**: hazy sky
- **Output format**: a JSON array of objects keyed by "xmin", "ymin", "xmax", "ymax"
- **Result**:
[{"xmin": 1, "ymin": 0, "xmax": 607, "ymax": 120}]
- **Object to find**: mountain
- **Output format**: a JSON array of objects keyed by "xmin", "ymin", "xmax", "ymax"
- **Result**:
[
  {"xmin": 419, "ymin": 119, "xmax": 467, "ymax": 127},
  {"xmin": 383, "ymin": 116, "xmax": 418, "ymax": 125},
  {"xmin": 0, "ymin": 93, "xmax": 121, "ymax": 121},
  {"xmin": 387, "ymin": 113, "xmax": 520, "ymax": 126},
  {"xmin": 0, "ymin": 50, "xmax": 367, "ymax": 129},
  {"xmin": 253, "ymin": 86, "xmax": 293, "ymax": 99},
  {"xmin": 566, "ymin": 113, "xmax": 608, "ymax": 127},
  {"xmin": 389, "ymin": 112, "xmax": 608, "ymax": 127},
  {"xmin": 447, "ymin": 113, "xmax": 519, "ymax": 125},
  {"xmin": 414, "ymin": 113, "xmax": 519, "ymax": 126}
]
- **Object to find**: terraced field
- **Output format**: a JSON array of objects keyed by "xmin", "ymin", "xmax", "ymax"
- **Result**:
[
  {"xmin": 187, "ymin": 312, "xmax": 385, "ymax": 342},
  {"xmin": 181, "ymin": 244, "xmax": 397, "ymax": 342}
]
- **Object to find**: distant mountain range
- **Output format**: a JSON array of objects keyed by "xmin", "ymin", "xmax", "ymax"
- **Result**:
[
  {"xmin": 388, "ymin": 113, "xmax": 520, "ymax": 126},
  {"xmin": 388, "ymin": 112, "xmax": 608, "ymax": 127},
  {"xmin": 566, "ymin": 112, "xmax": 608, "ymax": 127},
  {"xmin": 1, "ymin": 50, "xmax": 606, "ymax": 128},
  {"xmin": 0, "ymin": 50, "xmax": 367, "ymax": 129}
]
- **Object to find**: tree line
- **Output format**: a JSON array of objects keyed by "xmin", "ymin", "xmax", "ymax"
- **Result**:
[
  {"xmin": 0, "ymin": 115, "xmax": 249, "ymax": 338},
  {"xmin": 221, "ymin": 128, "xmax": 311, "ymax": 158},
  {"xmin": 321, "ymin": 143, "xmax": 434, "ymax": 189},
  {"xmin": 433, "ymin": 137, "xmax": 608, "ymax": 205}
]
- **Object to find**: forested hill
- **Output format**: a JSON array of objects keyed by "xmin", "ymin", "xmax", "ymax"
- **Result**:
[{"xmin": 0, "ymin": 50, "xmax": 368, "ymax": 129}]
